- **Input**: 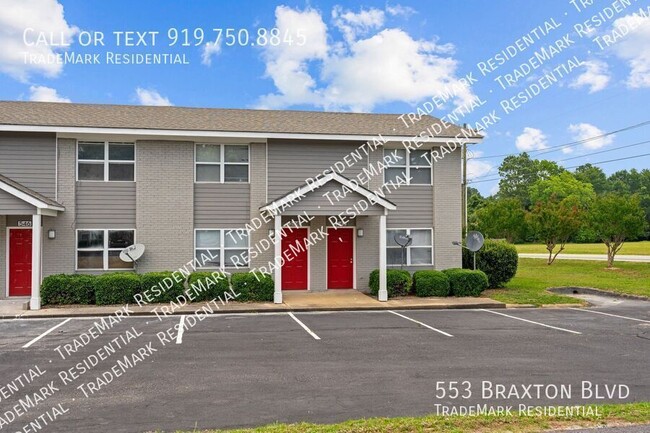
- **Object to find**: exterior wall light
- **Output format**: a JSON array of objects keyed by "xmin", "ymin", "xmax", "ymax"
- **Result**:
[
  {"xmin": 357, "ymin": 228, "xmax": 364, "ymax": 238},
  {"xmin": 269, "ymin": 229, "xmax": 275, "ymax": 239},
  {"xmin": 48, "ymin": 229, "xmax": 56, "ymax": 240}
]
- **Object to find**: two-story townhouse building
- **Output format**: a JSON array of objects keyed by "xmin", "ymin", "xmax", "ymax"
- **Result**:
[{"xmin": 0, "ymin": 101, "xmax": 482, "ymax": 310}]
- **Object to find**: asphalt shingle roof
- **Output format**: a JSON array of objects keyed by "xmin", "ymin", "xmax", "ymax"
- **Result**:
[{"xmin": 0, "ymin": 101, "xmax": 480, "ymax": 138}]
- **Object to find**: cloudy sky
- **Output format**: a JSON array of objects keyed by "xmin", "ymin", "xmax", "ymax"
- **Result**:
[{"xmin": 1, "ymin": 0, "xmax": 649, "ymax": 195}]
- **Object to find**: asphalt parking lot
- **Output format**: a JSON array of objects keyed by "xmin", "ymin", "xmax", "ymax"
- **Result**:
[{"xmin": 0, "ymin": 298, "xmax": 648, "ymax": 433}]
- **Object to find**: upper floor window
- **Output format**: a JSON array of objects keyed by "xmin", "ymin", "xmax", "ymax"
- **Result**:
[
  {"xmin": 195, "ymin": 144, "xmax": 249, "ymax": 183},
  {"xmin": 384, "ymin": 148, "xmax": 432, "ymax": 185},
  {"xmin": 78, "ymin": 142, "xmax": 135, "ymax": 181}
]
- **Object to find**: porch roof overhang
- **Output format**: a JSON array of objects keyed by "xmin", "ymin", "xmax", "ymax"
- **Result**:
[
  {"xmin": 259, "ymin": 171, "xmax": 397, "ymax": 215},
  {"xmin": 0, "ymin": 173, "xmax": 65, "ymax": 215}
]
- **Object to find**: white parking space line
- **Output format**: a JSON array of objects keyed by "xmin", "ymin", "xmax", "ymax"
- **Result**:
[
  {"xmin": 22, "ymin": 318, "xmax": 72, "ymax": 348},
  {"xmin": 288, "ymin": 312, "xmax": 321, "ymax": 340},
  {"xmin": 569, "ymin": 308, "xmax": 650, "ymax": 324},
  {"xmin": 176, "ymin": 315, "xmax": 186, "ymax": 344},
  {"xmin": 388, "ymin": 311, "xmax": 453, "ymax": 337},
  {"xmin": 480, "ymin": 309, "xmax": 582, "ymax": 335}
]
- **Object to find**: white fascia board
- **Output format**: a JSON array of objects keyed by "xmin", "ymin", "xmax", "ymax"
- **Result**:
[
  {"xmin": 0, "ymin": 182, "xmax": 64, "ymax": 212},
  {"xmin": 0, "ymin": 124, "xmax": 483, "ymax": 144},
  {"xmin": 260, "ymin": 171, "xmax": 397, "ymax": 214}
]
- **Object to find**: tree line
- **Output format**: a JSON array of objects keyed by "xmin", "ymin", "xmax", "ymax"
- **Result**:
[{"xmin": 468, "ymin": 153, "xmax": 649, "ymax": 267}]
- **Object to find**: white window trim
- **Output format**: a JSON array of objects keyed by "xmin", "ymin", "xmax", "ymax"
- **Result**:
[
  {"xmin": 384, "ymin": 149, "xmax": 433, "ymax": 185},
  {"xmin": 194, "ymin": 228, "xmax": 250, "ymax": 269},
  {"xmin": 386, "ymin": 228, "xmax": 434, "ymax": 266},
  {"xmin": 194, "ymin": 144, "xmax": 250, "ymax": 184},
  {"xmin": 75, "ymin": 229, "xmax": 136, "ymax": 271},
  {"xmin": 76, "ymin": 141, "xmax": 136, "ymax": 182}
]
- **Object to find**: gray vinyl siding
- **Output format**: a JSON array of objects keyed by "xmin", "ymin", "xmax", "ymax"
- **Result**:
[
  {"xmin": 76, "ymin": 182, "xmax": 136, "ymax": 228},
  {"xmin": 0, "ymin": 132, "xmax": 56, "ymax": 199},
  {"xmin": 0, "ymin": 189, "xmax": 35, "ymax": 214},
  {"xmin": 386, "ymin": 186, "xmax": 434, "ymax": 226},
  {"xmin": 267, "ymin": 140, "xmax": 368, "ymax": 200},
  {"xmin": 194, "ymin": 183, "xmax": 250, "ymax": 228},
  {"xmin": 289, "ymin": 181, "xmax": 384, "ymax": 216}
]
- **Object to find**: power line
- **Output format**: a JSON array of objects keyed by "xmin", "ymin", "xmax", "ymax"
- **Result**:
[
  {"xmin": 555, "ymin": 139, "xmax": 650, "ymax": 163},
  {"xmin": 468, "ymin": 151, "xmax": 650, "ymax": 184},
  {"xmin": 470, "ymin": 120, "xmax": 650, "ymax": 161}
]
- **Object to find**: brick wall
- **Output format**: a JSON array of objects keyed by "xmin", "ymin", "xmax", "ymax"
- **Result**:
[
  {"xmin": 309, "ymin": 216, "xmax": 327, "ymax": 291},
  {"xmin": 433, "ymin": 147, "xmax": 462, "ymax": 269},
  {"xmin": 249, "ymin": 142, "xmax": 274, "ymax": 271}
]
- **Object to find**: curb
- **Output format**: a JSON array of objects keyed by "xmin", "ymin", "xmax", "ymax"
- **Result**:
[{"xmin": 547, "ymin": 286, "xmax": 650, "ymax": 302}]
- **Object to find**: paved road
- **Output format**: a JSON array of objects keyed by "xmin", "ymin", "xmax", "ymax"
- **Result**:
[
  {"xmin": 0, "ymin": 298, "xmax": 648, "ymax": 432},
  {"xmin": 519, "ymin": 253, "xmax": 650, "ymax": 262}
]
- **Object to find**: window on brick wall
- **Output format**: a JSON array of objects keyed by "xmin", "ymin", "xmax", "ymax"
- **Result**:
[
  {"xmin": 384, "ymin": 148, "xmax": 432, "ymax": 185},
  {"xmin": 195, "ymin": 229, "xmax": 249, "ymax": 268},
  {"xmin": 76, "ymin": 229, "xmax": 135, "ymax": 270},
  {"xmin": 77, "ymin": 142, "xmax": 135, "ymax": 181},
  {"xmin": 195, "ymin": 144, "xmax": 249, "ymax": 183},
  {"xmin": 386, "ymin": 228, "xmax": 433, "ymax": 266}
]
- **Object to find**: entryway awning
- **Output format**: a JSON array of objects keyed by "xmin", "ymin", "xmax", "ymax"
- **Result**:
[
  {"xmin": 259, "ymin": 171, "xmax": 396, "ymax": 216},
  {"xmin": 0, "ymin": 173, "xmax": 64, "ymax": 215}
]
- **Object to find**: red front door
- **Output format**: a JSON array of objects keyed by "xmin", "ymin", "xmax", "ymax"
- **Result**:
[
  {"xmin": 327, "ymin": 228, "xmax": 354, "ymax": 289},
  {"xmin": 9, "ymin": 229, "xmax": 32, "ymax": 297},
  {"xmin": 281, "ymin": 227, "xmax": 309, "ymax": 290}
]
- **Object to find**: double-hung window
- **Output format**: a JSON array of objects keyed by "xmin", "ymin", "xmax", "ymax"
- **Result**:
[
  {"xmin": 384, "ymin": 148, "xmax": 432, "ymax": 185},
  {"xmin": 76, "ymin": 229, "xmax": 135, "ymax": 270},
  {"xmin": 386, "ymin": 228, "xmax": 433, "ymax": 266},
  {"xmin": 78, "ymin": 142, "xmax": 135, "ymax": 181},
  {"xmin": 195, "ymin": 229, "xmax": 249, "ymax": 268},
  {"xmin": 195, "ymin": 144, "xmax": 249, "ymax": 182}
]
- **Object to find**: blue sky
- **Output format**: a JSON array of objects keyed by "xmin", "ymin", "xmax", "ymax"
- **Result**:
[{"xmin": 1, "ymin": 0, "xmax": 649, "ymax": 195}]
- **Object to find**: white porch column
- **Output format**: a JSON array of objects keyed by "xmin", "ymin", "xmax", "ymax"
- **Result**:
[
  {"xmin": 30, "ymin": 213, "xmax": 42, "ymax": 310},
  {"xmin": 273, "ymin": 214, "xmax": 282, "ymax": 304},
  {"xmin": 378, "ymin": 213, "xmax": 388, "ymax": 301}
]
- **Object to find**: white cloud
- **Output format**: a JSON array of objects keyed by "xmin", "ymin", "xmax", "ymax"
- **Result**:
[
  {"xmin": 610, "ymin": 12, "xmax": 650, "ymax": 88},
  {"xmin": 332, "ymin": 6, "xmax": 385, "ymax": 44},
  {"xmin": 568, "ymin": 123, "xmax": 614, "ymax": 150},
  {"xmin": 201, "ymin": 40, "xmax": 222, "ymax": 66},
  {"xmin": 135, "ymin": 88, "xmax": 173, "ymax": 106},
  {"xmin": 386, "ymin": 4, "xmax": 417, "ymax": 18},
  {"xmin": 28, "ymin": 85, "xmax": 70, "ymax": 102},
  {"xmin": 570, "ymin": 60, "xmax": 611, "ymax": 93},
  {"xmin": 257, "ymin": 5, "xmax": 475, "ymax": 112},
  {"xmin": 0, "ymin": 0, "xmax": 78, "ymax": 81},
  {"xmin": 515, "ymin": 127, "xmax": 548, "ymax": 151},
  {"xmin": 466, "ymin": 150, "xmax": 494, "ymax": 181}
]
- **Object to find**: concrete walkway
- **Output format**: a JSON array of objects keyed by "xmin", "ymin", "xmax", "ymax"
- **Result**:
[
  {"xmin": 519, "ymin": 253, "xmax": 650, "ymax": 262},
  {"xmin": 3, "ymin": 290, "xmax": 504, "ymax": 319}
]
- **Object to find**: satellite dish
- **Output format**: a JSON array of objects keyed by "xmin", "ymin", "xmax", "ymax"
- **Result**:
[
  {"xmin": 394, "ymin": 233, "xmax": 412, "ymax": 247},
  {"xmin": 465, "ymin": 231, "xmax": 485, "ymax": 252},
  {"xmin": 120, "ymin": 244, "xmax": 145, "ymax": 263}
]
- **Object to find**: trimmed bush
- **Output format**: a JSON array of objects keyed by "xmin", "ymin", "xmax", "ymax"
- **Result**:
[
  {"xmin": 187, "ymin": 271, "xmax": 230, "ymax": 302},
  {"xmin": 412, "ymin": 270, "xmax": 450, "ymax": 297},
  {"xmin": 462, "ymin": 239, "xmax": 518, "ymax": 288},
  {"xmin": 443, "ymin": 269, "xmax": 489, "ymax": 297},
  {"xmin": 369, "ymin": 269, "xmax": 412, "ymax": 297},
  {"xmin": 231, "ymin": 272, "xmax": 273, "ymax": 302},
  {"xmin": 41, "ymin": 274, "xmax": 95, "ymax": 305},
  {"xmin": 139, "ymin": 272, "xmax": 186, "ymax": 303},
  {"xmin": 94, "ymin": 273, "xmax": 142, "ymax": 305}
]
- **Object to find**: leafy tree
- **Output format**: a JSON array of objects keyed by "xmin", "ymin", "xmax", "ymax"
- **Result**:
[
  {"xmin": 474, "ymin": 198, "xmax": 527, "ymax": 243},
  {"xmin": 498, "ymin": 153, "xmax": 564, "ymax": 208},
  {"xmin": 589, "ymin": 194, "xmax": 647, "ymax": 268},
  {"xmin": 529, "ymin": 172, "xmax": 596, "ymax": 208},
  {"xmin": 574, "ymin": 164, "xmax": 608, "ymax": 194},
  {"xmin": 467, "ymin": 187, "xmax": 485, "ymax": 214},
  {"xmin": 527, "ymin": 195, "xmax": 584, "ymax": 265}
]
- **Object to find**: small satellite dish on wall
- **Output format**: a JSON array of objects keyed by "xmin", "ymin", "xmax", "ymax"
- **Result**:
[
  {"xmin": 466, "ymin": 231, "xmax": 485, "ymax": 252},
  {"xmin": 120, "ymin": 244, "xmax": 145, "ymax": 264}
]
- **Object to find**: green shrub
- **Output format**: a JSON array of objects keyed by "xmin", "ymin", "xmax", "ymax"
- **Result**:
[
  {"xmin": 94, "ymin": 273, "xmax": 142, "ymax": 305},
  {"xmin": 369, "ymin": 269, "xmax": 412, "ymax": 297},
  {"xmin": 41, "ymin": 274, "xmax": 95, "ymax": 305},
  {"xmin": 412, "ymin": 270, "xmax": 450, "ymax": 297},
  {"xmin": 187, "ymin": 271, "xmax": 230, "ymax": 302},
  {"xmin": 442, "ymin": 269, "xmax": 489, "ymax": 297},
  {"xmin": 462, "ymin": 239, "xmax": 518, "ymax": 288},
  {"xmin": 231, "ymin": 272, "xmax": 273, "ymax": 302},
  {"xmin": 140, "ymin": 272, "xmax": 186, "ymax": 303}
]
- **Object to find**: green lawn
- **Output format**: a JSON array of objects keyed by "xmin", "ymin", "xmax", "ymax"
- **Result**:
[
  {"xmin": 515, "ymin": 241, "xmax": 650, "ymax": 255},
  {"xmin": 175, "ymin": 402, "xmax": 650, "ymax": 433},
  {"xmin": 485, "ymin": 258, "xmax": 650, "ymax": 306}
]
